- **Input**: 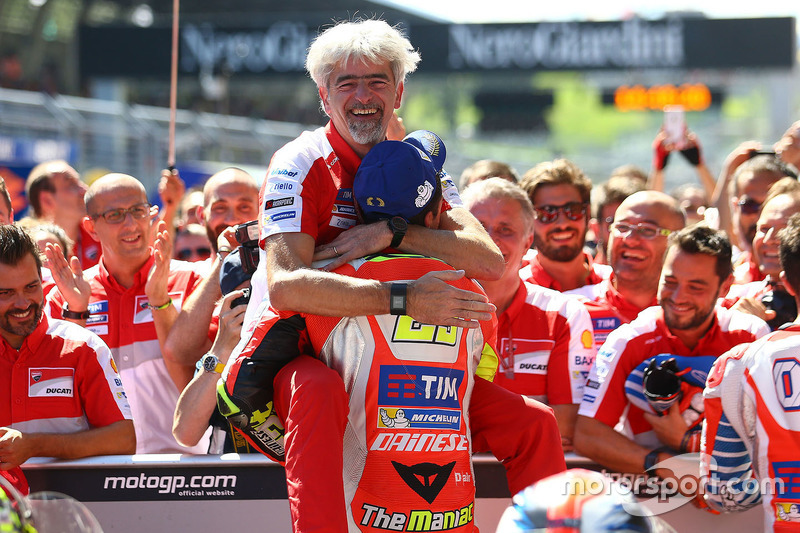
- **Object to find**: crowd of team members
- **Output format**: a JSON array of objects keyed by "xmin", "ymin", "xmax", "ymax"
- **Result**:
[{"xmin": 2, "ymin": 17, "xmax": 800, "ymax": 533}]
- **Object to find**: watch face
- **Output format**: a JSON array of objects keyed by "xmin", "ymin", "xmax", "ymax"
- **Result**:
[
  {"xmin": 390, "ymin": 216, "xmax": 408, "ymax": 232},
  {"xmin": 202, "ymin": 354, "xmax": 219, "ymax": 373}
]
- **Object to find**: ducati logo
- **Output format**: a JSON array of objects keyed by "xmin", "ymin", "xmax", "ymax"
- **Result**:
[
  {"xmin": 31, "ymin": 371, "xmax": 42, "ymax": 382},
  {"xmin": 391, "ymin": 461, "xmax": 456, "ymax": 504}
]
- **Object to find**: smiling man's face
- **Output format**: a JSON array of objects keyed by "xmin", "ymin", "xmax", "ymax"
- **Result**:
[
  {"xmin": 531, "ymin": 183, "xmax": 588, "ymax": 263},
  {"xmin": 609, "ymin": 194, "xmax": 685, "ymax": 291},
  {"xmin": 319, "ymin": 57, "xmax": 403, "ymax": 157},
  {"xmin": 0, "ymin": 253, "xmax": 43, "ymax": 349}
]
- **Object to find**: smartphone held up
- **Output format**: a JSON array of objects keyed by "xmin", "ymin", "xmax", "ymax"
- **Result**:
[{"xmin": 663, "ymin": 105, "xmax": 687, "ymax": 149}]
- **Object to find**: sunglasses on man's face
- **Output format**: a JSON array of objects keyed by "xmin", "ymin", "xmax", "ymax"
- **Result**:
[
  {"xmin": 737, "ymin": 197, "xmax": 761, "ymax": 215},
  {"xmin": 176, "ymin": 247, "xmax": 212, "ymax": 261},
  {"xmin": 533, "ymin": 202, "xmax": 588, "ymax": 224}
]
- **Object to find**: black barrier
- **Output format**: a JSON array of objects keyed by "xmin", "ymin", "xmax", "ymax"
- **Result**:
[
  {"xmin": 23, "ymin": 453, "xmax": 525, "ymax": 502},
  {"xmin": 21, "ymin": 453, "xmax": 764, "ymax": 531}
]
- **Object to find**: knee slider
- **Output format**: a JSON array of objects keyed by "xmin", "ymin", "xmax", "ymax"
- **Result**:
[{"xmin": 218, "ymin": 366, "xmax": 286, "ymax": 462}]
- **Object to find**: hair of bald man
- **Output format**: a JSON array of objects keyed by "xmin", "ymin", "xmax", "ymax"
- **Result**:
[
  {"xmin": 202, "ymin": 167, "xmax": 258, "ymax": 208},
  {"xmin": 617, "ymin": 189, "xmax": 687, "ymax": 230},
  {"xmin": 84, "ymin": 173, "xmax": 147, "ymax": 215}
]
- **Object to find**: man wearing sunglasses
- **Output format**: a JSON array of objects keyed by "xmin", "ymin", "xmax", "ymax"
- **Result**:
[
  {"xmin": 574, "ymin": 225, "xmax": 769, "ymax": 476},
  {"xmin": 173, "ymin": 224, "xmax": 213, "ymax": 262},
  {"xmin": 567, "ymin": 191, "xmax": 685, "ymax": 347},
  {"xmin": 44, "ymin": 173, "xmax": 207, "ymax": 454},
  {"xmin": 519, "ymin": 159, "xmax": 612, "ymax": 292},
  {"xmin": 724, "ymin": 155, "xmax": 786, "ymax": 284},
  {"xmin": 723, "ymin": 178, "xmax": 800, "ymax": 330}
]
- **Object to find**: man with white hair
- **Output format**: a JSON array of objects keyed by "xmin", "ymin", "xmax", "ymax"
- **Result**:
[{"xmin": 247, "ymin": 19, "xmax": 559, "ymax": 532}]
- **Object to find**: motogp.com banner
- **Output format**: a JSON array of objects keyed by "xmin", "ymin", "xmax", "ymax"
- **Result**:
[{"xmin": 24, "ymin": 463, "xmax": 288, "ymax": 501}]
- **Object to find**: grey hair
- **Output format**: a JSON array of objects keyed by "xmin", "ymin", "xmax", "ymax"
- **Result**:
[
  {"xmin": 461, "ymin": 177, "xmax": 535, "ymax": 235},
  {"xmin": 306, "ymin": 19, "xmax": 421, "ymax": 90}
]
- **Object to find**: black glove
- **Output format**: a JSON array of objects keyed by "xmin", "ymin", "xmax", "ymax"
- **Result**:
[
  {"xmin": 680, "ymin": 145, "xmax": 702, "ymax": 166},
  {"xmin": 643, "ymin": 358, "xmax": 682, "ymax": 414}
]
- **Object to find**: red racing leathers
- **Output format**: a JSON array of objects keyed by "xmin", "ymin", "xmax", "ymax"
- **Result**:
[
  {"xmin": 308, "ymin": 255, "xmax": 494, "ymax": 532},
  {"xmin": 702, "ymin": 325, "xmax": 800, "ymax": 531},
  {"xmin": 248, "ymin": 121, "xmax": 564, "ymax": 532}
]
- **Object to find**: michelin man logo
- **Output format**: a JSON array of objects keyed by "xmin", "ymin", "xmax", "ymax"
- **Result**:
[
  {"xmin": 415, "ymin": 181, "xmax": 434, "ymax": 208},
  {"xmin": 381, "ymin": 408, "xmax": 411, "ymax": 428},
  {"xmin": 778, "ymin": 502, "xmax": 800, "ymax": 522}
]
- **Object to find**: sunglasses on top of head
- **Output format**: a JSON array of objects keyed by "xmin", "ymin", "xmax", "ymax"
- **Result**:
[{"xmin": 532, "ymin": 202, "xmax": 589, "ymax": 224}]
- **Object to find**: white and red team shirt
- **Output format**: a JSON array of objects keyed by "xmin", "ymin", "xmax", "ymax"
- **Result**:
[
  {"xmin": 494, "ymin": 280, "xmax": 595, "ymax": 405},
  {"xmin": 302, "ymin": 254, "xmax": 497, "ymax": 533},
  {"xmin": 702, "ymin": 325, "xmax": 800, "ymax": 532},
  {"xmin": 1, "ymin": 313, "xmax": 131, "ymax": 437},
  {"xmin": 45, "ymin": 255, "xmax": 206, "ymax": 454},
  {"xmin": 244, "ymin": 121, "xmax": 463, "ymax": 327},
  {"xmin": 565, "ymin": 276, "xmax": 656, "ymax": 347},
  {"xmin": 519, "ymin": 250, "xmax": 612, "ymax": 292},
  {"xmin": 719, "ymin": 279, "xmax": 771, "ymax": 309},
  {"xmin": 579, "ymin": 306, "xmax": 769, "ymax": 447}
]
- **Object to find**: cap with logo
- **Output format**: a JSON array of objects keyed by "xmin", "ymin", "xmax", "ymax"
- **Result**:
[
  {"xmin": 402, "ymin": 130, "xmax": 447, "ymax": 174},
  {"xmin": 354, "ymin": 140, "xmax": 439, "ymax": 224}
]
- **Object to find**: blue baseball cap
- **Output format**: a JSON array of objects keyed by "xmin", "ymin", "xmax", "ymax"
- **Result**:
[
  {"xmin": 219, "ymin": 248, "xmax": 252, "ymax": 295},
  {"xmin": 403, "ymin": 130, "xmax": 447, "ymax": 173},
  {"xmin": 354, "ymin": 140, "xmax": 438, "ymax": 223}
]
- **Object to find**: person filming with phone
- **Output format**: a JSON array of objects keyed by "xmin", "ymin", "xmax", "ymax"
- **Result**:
[
  {"xmin": 172, "ymin": 245, "xmax": 255, "ymax": 453},
  {"xmin": 648, "ymin": 106, "xmax": 716, "ymax": 206}
]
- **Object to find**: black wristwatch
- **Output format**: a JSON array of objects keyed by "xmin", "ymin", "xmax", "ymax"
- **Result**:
[
  {"xmin": 197, "ymin": 353, "xmax": 225, "ymax": 374},
  {"xmin": 644, "ymin": 447, "xmax": 671, "ymax": 473},
  {"xmin": 62, "ymin": 303, "xmax": 90, "ymax": 320},
  {"xmin": 390, "ymin": 283, "xmax": 408, "ymax": 316},
  {"xmin": 387, "ymin": 216, "xmax": 408, "ymax": 249}
]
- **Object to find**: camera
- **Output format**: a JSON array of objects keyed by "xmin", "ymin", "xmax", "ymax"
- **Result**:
[
  {"xmin": 234, "ymin": 220, "xmax": 260, "ymax": 275},
  {"xmin": 235, "ymin": 220, "xmax": 259, "ymax": 246},
  {"xmin": 232, "ymin": 287, "xmax": 251, "ymax": 309},
  {"xmin": 761, "ymin": 285, "xmax": 797, "ymax": 330}
]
